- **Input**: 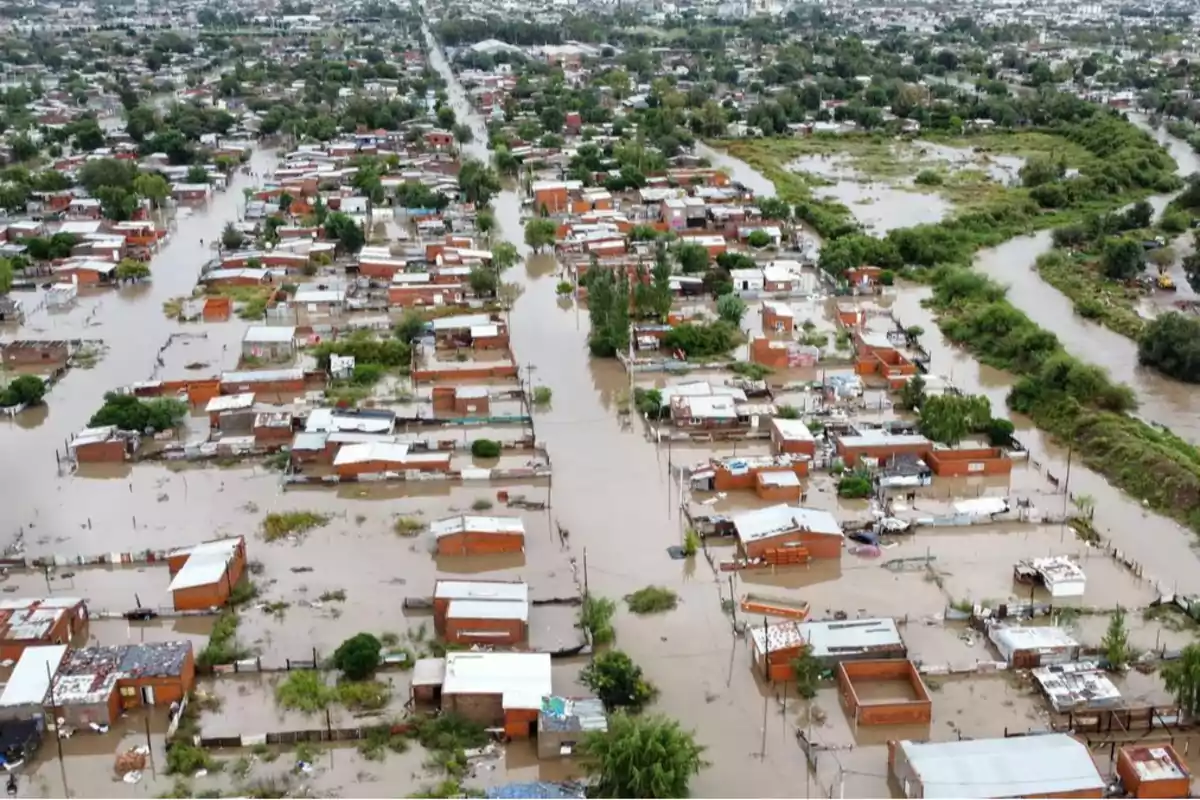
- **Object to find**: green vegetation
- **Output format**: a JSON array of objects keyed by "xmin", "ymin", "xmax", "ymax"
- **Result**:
[
  {"xmin": 919, "ymin": 393, "xmax": 992, "ymax": 446},
  {"xmin": 584, "ymin": 264, "xmax": 631, "ymax": 357},
  {"xmin": 275, "ymin": 670, "xmax": 336, "ymax": 713},
  {"xmin": 336, "ymin": 680, "xmax": 391, "ymax": 711},
  {"xmin": 791, "ymin": 646, "xmax": 823, "ymax": 699},
  {"xmin": 197, "ymin": 610, "xmax": 250, "ymax": 669},
  {"xmin": 929, "ymin": 265, "xmax": 1200, "ymax": 534},
  {"xmin": 470, "ymin": 498, "xmax": 493, "ymax": 511},
  {"xmin": 166, "ymin": 742, "xmax": 220, "ymax": 776},
  {"xmin": 332, "ymin": 633, "xmax": 383, "ymax": 681},
  {"xmin": 836, "ymin": 470, "xmax": 873, "ymax": 499},
  {"xmin": 470, "ymin": 438, "xmax": 501, "ymax": 458},
  {"xmin": 357, "ymin": 725, "xmax": 410, "ymax": 761},
  {"xmin": 662, "ymin": 321, "xmax": 740, "ymax": 359},
  {"xmin": 580, "ymin": 594, "xmax": 617, "ymax": 645},
  {"xmin": 1034, "ymin": 250, "xmax": 1146, "ymax": 340},
  {"xmin": 633, "ymin": 388, "xmax": 664, "ymax": 418},
  {"xmin": 1102, "ymin": 606, "xmax": 1132, "ymax": 671},
  {"xmin": 89, "ymin": 393, "xmax": 187, "ymax": 433},
  {"xmin": 581, "ymin": 650, "xmax": 659, "ymax": 712},
  {"xmin": 393, "ymin": 516, "xmax": 424, "ymax": 537},
  {"xmin": 1162, "ymin": 643, "xmax": 1200, "ymax": 714},
  {"xmin": 580, "ymin": 712, "xmax": 706, "ymax": 799},
  {"xmin": 532, "ymin": 386, "xmax": 553, "ymax": 406},
  {"xmin": 624, "ymin": 585, "xmax": 679, "ymax": 614},
  {"xmin": 1138, "ymin": 313, "xmax": 1200, "ymax": 384},
  {"xmin": 682, "ymin": 528, "xmax": 700, "ymax": 557},
  {"xmin": 716, "ymin": 293, "xmax": 747, "ymax": 325},
  {"xmin": 0, "ymin": 375, "xmax": 45, "ymax": 407},
  {"xmin": 261, "ymin": 511, "xmax": 330, "ymax": 542},
  {"xmin": 311, "ymin": 331, "xmax": 411, "ymax": 373},
  {"xmin": 729, "ymin": 362, "xmax": 771, "ymax": 380}
]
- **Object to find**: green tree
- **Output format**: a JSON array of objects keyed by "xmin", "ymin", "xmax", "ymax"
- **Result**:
[
  {"xmin": 747, "ymin": 230, "xmax": 772, "ymax": 249},
  {"xmin": 524, "ymin": 218, "xmax": 556, "ymax": 253},
  {"xmin": 1102, "ymin": 237, "xmax": 1144, "ymax": 281},
  {"xmin": 0, "ymin": 375, "xmax": 45, "ymax": 407},
  {"xmin": 716, "ymin": 293, "xmax": 746, "ymax": 325},
  {"xmin": 452, "ymin": 123, "xmax": 473, "ymax": 144},
  {"xmin": 331, "ymin": 633, "xmax": 382, "ymax": 681},
  {"xmin": 115, "ymin": 259, "xmax": 150, "ymax": 282},
  {"xmin": 221, "ymin": 222, "xmax": 246, "ymax": 251},
  {"xmin": 580, "ymin": 713, "xmax": 706, "ymax": 799},
  {"xmin": 919, "ymin": 393, "xmax": 991, "ymax": 446},
  {"xmin": 89, "ymin": 393, "xmax": 186, "ymax": 433},
  {"xmin": 791, "ymin": 646, "xmax": 822, "ymax": 699},
  {"xmin": 323, "ymin": 212, "xmax": 365, "ymax": 255},
  {"xmin": 1137, "ymin": 312, "xmax": 1200, "ymax": 383},
  {"xmin": 1162, "ymin": 643, "xmax": 1200, "ymax": 715},
  {"xmin": 468, "ymin": 265, "xmax": 497, "ymax": 296},
  {"xmin": 1019, "ymin": 154, "xmax": 1066, "ymax": 188},
  {"xmin": 1102, "ymin": 606, "xmax": 1131, "ymax": 671},
  {"xmin": 491, "ymin": 241, "xmax": 519, "ymax": 272},
  {"xmin": 675, "ymin": 242, "xmax": 709, "ymax": 274},
  {"xmin": 581, "ymin": 650, "xmax": 658, "ymax": 712},
  {"xmin": 133, "ymin": 173, "xmax": 171, "ymax": 208},
  {"xmin": 78, "ymin": 158, "xmax": 137, "ymax": 194},
  {"xmin": 898, "ymin": 374, "xmax": 927, "ymax": 411},
  {"xmin": 95, "ymin": 186, "xmax": 137, "ymax": 221},
  {"xmin": 186, "ymin": 164, "xmax": 209, "ymax": 184},
  {"xmin": 457, "ymin": 158, "xmax": 500, "ymax": 208}
]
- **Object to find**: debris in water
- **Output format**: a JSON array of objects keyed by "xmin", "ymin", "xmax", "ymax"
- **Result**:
[
  {"xmin": 290, "ymin": 566, "xmax": 313, "ymax": 573},
  {"xmin": 157, "ymin": 493, "xmax": 169, "ymax": 502}
]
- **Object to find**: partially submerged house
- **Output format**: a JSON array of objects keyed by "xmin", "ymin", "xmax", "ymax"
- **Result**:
[
  {"xmin": 0, "ymin": 645, "xmax": 67, "ymax": 721},
  {"xmin": 0, "ymin": 598, "xmax": 88, "ymax": 661},
  {"xmin": 432, "ymin": 515, "xmax": 526, "ymax": 557},
  {"xmin": 166, "ymin": 537, "xmax": 247, "ymax": 611},
  {"xmin": 888, "ymin": 734, "xmax": 1104, "ymax": 798},
  {"xmin": 537, "ymin": 696, "xmax": 607, "ymax": 759},
  {"xmin": 433, "ymin": 580, "xmax": 529, "ymax": 646},
  {"xmin": 49, "ymin": 642, "xmax": 195, "ymax": 728},
  {"xmin": 731, "ymin": 505, "xmax": 843, "ymax": 562},
  {"xmin": 67, "ymin": 426, "xmax": 138, "ymax": 463},
  {"xmin": 988, "ymin": 625, "xmax": 1080, "ymax": 668},
  {"xmin": 438, "ymin": 651, "xmax": 552, "ymax": 738},
  {"xmin": 751, "ymin": 618, "xmax": 905, "ymax": 682}
]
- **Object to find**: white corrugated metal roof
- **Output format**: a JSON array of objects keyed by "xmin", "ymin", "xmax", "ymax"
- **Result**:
[
  {"xmin": 0, "ymin": 645, "xmax": 66, "ymax": 707},
  {"xmin": 442, "ymin": 652, "xmax": 551, "ymax": 710},
  {"xmin": 429, "ymin": 515, "xmax": 526, "ymax": 538},
  {"xmin": 435, "ymin": 580, "xmax": 528, "ymax": 602},
  {"xmin": 732, "ymin": 504, "xmax": 841, "ymax": 543},
  {"xmin": 333, "ymin": 442, "xmax": 410, "ymax": 465},
  {"xmin": 205, "ymin": 393, "xmax": 256, "ymax": 413},
  {"xmin": 169, "ymin": 538, "xmax": 242, "ymax": 592},
  {"xmin": 897, "ymin": 734, "xmax": 1103, "ymax": 798},
  {"xmin": 447, "ymin": 599, "xmax": 528, "ymax": 622},
  {"xmin": 242, "ymin": 325, "xmax": 297, "ymax": 344}
]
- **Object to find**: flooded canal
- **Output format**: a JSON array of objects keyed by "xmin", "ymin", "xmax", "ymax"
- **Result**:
[{"xmin": 974, "ymin": 114, "xmax": 1200, "ymax": 443}]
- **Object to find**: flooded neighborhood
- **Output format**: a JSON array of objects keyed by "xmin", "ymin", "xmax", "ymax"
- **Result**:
[{"xmin": 3, "ymin": 0, "xmax": 1200, "ymax": 798}]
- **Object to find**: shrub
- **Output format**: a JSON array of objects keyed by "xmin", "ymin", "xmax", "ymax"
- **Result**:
[
  {"xmin": 914, "ymin": 169, "xmax": 943, "ymax": 186},
  {"xmin": 275, "ymin": 670, "xmax": 336, "ymax": 713},
  {"xmin": 336, "ymin": 680, "xmax": 391, "ymax": 711},
  {"xmin": 580, "ymin": 594, "xmax": 616, "ymax": 645},
  {"xmin": 581, "ymin": 650, "xmax": 658, "ymax": 711},
  {"xmin": 556, "ymin": 280, "xmax": 573, "ymax": 295},
  {"xmin": 470, "ymin": 439, "xmax": 501, "ymax": 458},
  {"xmin": 532, "ymin": 386, "xmax": 552, "ymax": 406},
  {"xmin": 261, "ymin": 511, "xmax": 330, "ymax": 542},
  {"xmin": 837, "ymin": 472, "xmax": 873, "ymax": 498},
  {"xmin": 332, "ymin": 633, "xmax": 383, "ymax": 680},
  {"xmin": 624, "ymin": 586, "xmax": 678, "ymax": 614},
  {"xmin": 393, "ymin": 516, "xmax": 423, "ymax": 536}
]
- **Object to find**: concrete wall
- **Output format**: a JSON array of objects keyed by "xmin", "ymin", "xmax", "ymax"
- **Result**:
[{"xmin": 743, "ymin": 531, "xmax": 840, "ymax": 561}]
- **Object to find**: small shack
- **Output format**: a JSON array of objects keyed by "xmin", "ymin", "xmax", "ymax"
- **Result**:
[
  {"xmin": 167, "ymin": 537, "xmax": 247, "ymax": 611},
  {"xmin": 432, "ymin": 515, "xmax": 526, "ymax": 557},
  {"xmin": 988, "ymin": 625, "xmax": 1080, "ymax": 668},
  {"xmin": 1117, "ymin": 745, "xmax": 1191, "ymax": 798},
  {"xmin": 241, "ymin": 326, "xmax": 296, "ymax": 361},
  {"xmin": 731, "ymin": 504, "xmax": 843, "ymax": 562},
  {"xmin": 836, "ymin": 659, "xmax": 932, "ymax": 727},
  {"xmin": 537, "ymin": 696, "xmax": 607, "ymax": 759},
  {"xmin": 0, "ymin": 645, "xmax": 67, "ymax": 721}
]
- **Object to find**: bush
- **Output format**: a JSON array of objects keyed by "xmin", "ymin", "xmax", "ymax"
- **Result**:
[
  {"xmin": 0, "ymin": 374, "xmax": 45, "ymax": 407},
  {"xmin": 837, "ymin": 472, "xmax": 873, "ymax": 499},
  {"xmin": 878, "ymin": 269, "xmax": 895, "ymax": 286},
  {"xmin": 89, "ymin": 393, "xmax": 187, "ymax": 433},
  {"xmin": 580, "ymin": 594, "xmax": 616, "ymax": 645},
  {"xmin": 532, "ymin": 386, "xmax": 552, "ymax": 406},
  {"xmin": 662, "ymin": 321, "xmax": 739, "ymax": 359},
  {"xmin": 555, "ymin": 280, "xmax": 573, "ymax": 295},
  {"xmin": 275, "ymin": 670, "xmax": 336, "ymax": 713},
  {"xmin": 914, "ymin": 169, "xmax": 943, "ymax": 186},
  {"xmin": 581, "ymin": 650, "xmax": 658, "ymax": 711},
  {"xmin": 197, "ymin": 610, "xmax": 249, "ymax": 669},
  {"xmin": 336, "ymin": 680, "xmax": 391, "ymax": 711},
  {"xmin": 624, "ymin": 586, "xmax": 678, "ymax": 614},
  {"xmin": 1138, "ymin": 312, "xmax": 1200, "ymax": 383},
  {"xmin": 332, "ymin": 633, "xmax": 383, "ymax": 680},
  {"xmin": 470, "ymin": 438, "xmax": 501, "ymax": 458},
  {"xmin": 261, "ymin": 511, "xmax": 330, "ymax": 542}
]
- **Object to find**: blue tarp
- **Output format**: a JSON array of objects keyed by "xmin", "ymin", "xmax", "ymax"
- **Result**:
[{"xmin": 485, "ymin": 782, "xmax": 586, "ymax": 800}]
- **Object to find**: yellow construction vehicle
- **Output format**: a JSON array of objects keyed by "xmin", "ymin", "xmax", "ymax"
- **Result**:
[{"xmin": 1158, "ymin": 274, "xmax": 1178, "ymax": 292}]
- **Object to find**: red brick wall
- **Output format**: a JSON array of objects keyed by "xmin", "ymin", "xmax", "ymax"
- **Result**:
[
  {"xmin": 436, "ymin": 532, "xmax": 525, "ymax": 557},
  {"xmin": 75, "ymin": 439, "xmax": 127, "ymax": 463}
]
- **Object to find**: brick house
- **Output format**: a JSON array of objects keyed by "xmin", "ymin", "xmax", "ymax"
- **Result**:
[
  {"xmin": 49, "ymin": 642, "xmax": 195, "ymax": 728},
  {"xmin": 166, "ymin": 537, "xmax": 247, "ymax": 612},
  {"xmin": 0, "ymin": 598, "xmax": 89, "ymax": 662},
  {"xmin": 770, "ymin": 418, "xmax": 816, "ymax": 458},
  {"xmin": 432, "ymin": 515, "xmax": 526, "ymax": 557},
  {"xmin": 440, "ymin": 652, "xmax": 551, "ymax": 738},
  {"xmin": 731, "ymin": 505, "xmax": 843, "ymax": 562},
  {"xmin": 431, "ymin": 386, "xmax": 490, "ymax": 417},
  {"xmin": 68, "ymin": 426, "xmax": 138, "ymax": 464}
]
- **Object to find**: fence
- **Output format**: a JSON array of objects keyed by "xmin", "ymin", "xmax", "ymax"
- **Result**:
[
  {"xmin": 196, "ymin": 649, "xmax": 321, "ymax": 676},
  {"xmin": 192, "ymin": 720, "xmax": 414, "ymax": 750}
]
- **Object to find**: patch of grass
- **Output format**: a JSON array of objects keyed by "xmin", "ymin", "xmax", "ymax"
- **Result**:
[
  {"xmin": 624, "ymin": 585, "xmax": 679, "ymax": 614},
  {"xmin": 470, "ymin": 498, "xmax": 493, "ymax": 511},
  {"xmin": 580, "ymin": 594, "xmax": 616, "ymax": 645},
  {"xmin": 380, "ymin": 631, "xmax": 401, "ymax": 647},
  {"xmin": 229, "ymin": 577, "xmax": 260, "ymax": 606},
  {"xmin": 197, "ymin": 610, "xmax": 250, "ymax": 669},
  {"xmin": 261, "ymin": 511, "xmax": 330, "ymax": 542},
  {"xmin": 166, "ymin": 742, "xmax": 220, "ymax": 775},
  {"xmin": 274, "ymin": 670, "xmax": 336, "ymax": 713},
  {"xmin": 532, "ymin": 385, "xmax": 552, "ymax": 406},
  {"xmin": 683, "ymin": 528, "xmax": 700, "ymax": 556},
  {"xmin": 263, "ymin": 451, "xmax": 290, "ymax": 471},
  {"xmin": 337, "ymin": 680, "xmax": 391, "ymax": 711},
  {"xmin": 729, "ymin": 361, "xmax": 772, "ymax": 380},
  {"xmin": 357, "ymin": 725, "xmax": 410, "ymax": 761},
  {"xmin": 293, "ymin": 742, "xmax": 317, "ymax": 766},
  {"xmin": 1035, "ymin": 250, "xmax": 1146, "ymax": 340},
  {"xmin": 243, "ymin": 776, "xmax": 292, "ymax": 799},
  {"xmin": 393, "ymin": 516, "xmax": 424, "ymax": 536},
  {"xmin": 318, "ymin": 589, "xmax": 347, "ymax": 602},
  {"xmin": 262, "ymin": 600, "xmax": 290, "ymax": 618},
  {"xmin": 230, "ymin": 755, "xmax": 253, "ymax": 778}
]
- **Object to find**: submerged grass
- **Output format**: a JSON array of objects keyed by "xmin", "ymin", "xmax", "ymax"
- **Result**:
[
  {"xmin": 261, "ymin": 511, "xmax": 331, "ymax": 542},
  {"xmin": 274, "ymin": 670, "xmax": 336, "ymax": 713},
  {"xmin": 1035, "ymin": 250, "xmax": 1147, "ymax": 340},
  {"xmin": 624, "ymin": 585, "xmax": 679, "ymax": 614}
]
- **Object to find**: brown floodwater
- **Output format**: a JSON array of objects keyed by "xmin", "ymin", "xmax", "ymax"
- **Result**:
[{"xmin": 8, "ymin": 34, "xmax": 1200, "ymax": 798}]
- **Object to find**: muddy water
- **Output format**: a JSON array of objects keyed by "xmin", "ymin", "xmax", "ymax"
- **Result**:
[{"xmin": 973, "ymin": 115, "xmax": 1200, "ymax": 443}]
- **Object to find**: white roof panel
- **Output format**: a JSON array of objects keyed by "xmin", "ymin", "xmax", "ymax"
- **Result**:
[
  {"xmin": 0, "ymin": 645, "xmax": 67, "ymax": 707},
  {"xmin": 442, "ymin": 652, "xmax": 551, "ymax": 710},
  {"xmin": 898, "ymin": 734, "xmax": 1104, "ymax": 798}
]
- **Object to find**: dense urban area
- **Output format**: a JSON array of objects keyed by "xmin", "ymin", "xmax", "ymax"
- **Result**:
[{"xmin": 7, "ymin": 0, "xmax": 1200, "ymax": 797}]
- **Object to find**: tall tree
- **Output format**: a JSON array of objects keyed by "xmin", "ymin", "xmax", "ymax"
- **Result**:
[
  {"xmin": 581, "ymin": 713, "xmax": 706, "ymax": 799},
  {"xmin": 1162, "ymin": 643, "xmax": 1200, "ymax": 715}
]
